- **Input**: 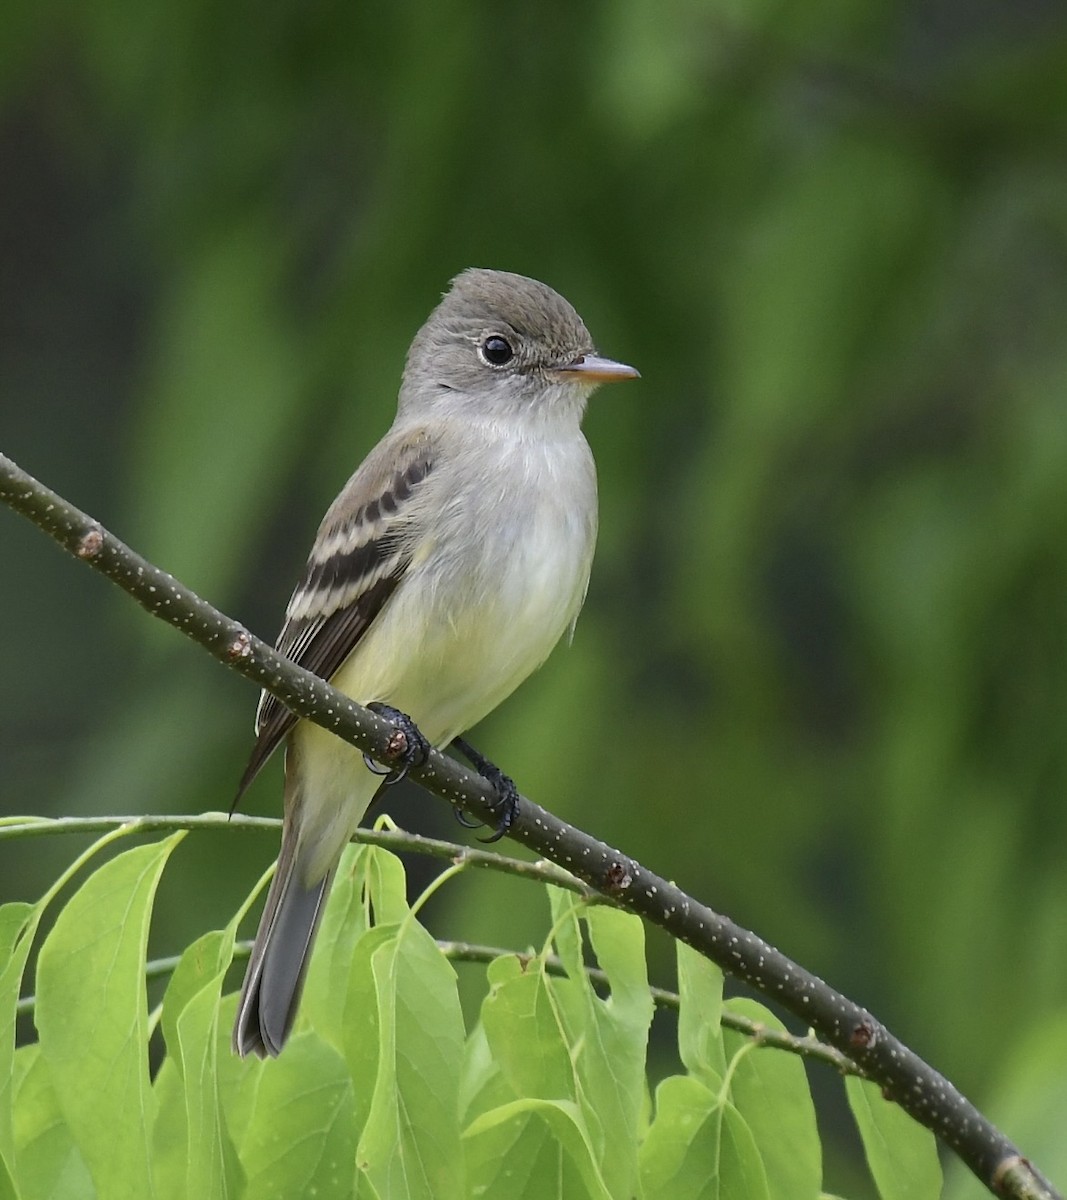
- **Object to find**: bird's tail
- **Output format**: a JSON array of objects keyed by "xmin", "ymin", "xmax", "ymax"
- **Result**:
[
  {"xmin": 232, "ymin": 736, "xmax": 342, "ymax": 1059},
  {"xmin": 232, "ymin": 806, "xmax": 334, "ymax": 1057},
  {"xmin": 232, "ymin": 724, "xmax": 382, "ymax": 1056}
]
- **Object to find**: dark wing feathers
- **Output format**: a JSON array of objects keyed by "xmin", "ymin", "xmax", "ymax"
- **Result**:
[{"xmin": 233, "ymin": 439, "xmax": 434, "ymax": 805}]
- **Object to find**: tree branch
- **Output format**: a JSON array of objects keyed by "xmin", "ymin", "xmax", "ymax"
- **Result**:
[
  {"xmin": 0, "ymin": 451, "xmax": 1058, "ymax": 1200},
  {"xmin": 0, "ymin": 813, "xmax": 592, "ymax": 894}
]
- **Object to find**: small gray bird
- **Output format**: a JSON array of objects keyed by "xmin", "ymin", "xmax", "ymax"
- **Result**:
[{"xmin": 232, "ymin": 268, "xmax": 638, "ymax": 1056}]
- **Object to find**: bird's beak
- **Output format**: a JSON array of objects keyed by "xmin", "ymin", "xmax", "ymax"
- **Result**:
[{"xmin": 553, "ymin": 354, "xmax": 640, "ymax": 383}]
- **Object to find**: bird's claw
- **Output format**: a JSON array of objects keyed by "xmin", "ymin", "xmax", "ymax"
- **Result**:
[
  {"xmin": 451, "ymin": 736, "xmax": 520, "ymax": 842},
  {"xmin": 451, "ymin": 804, "xmax": 484, "ymax": 830},
  {"xmin": 363, "ymin": 704, "xmax": 430, "ymax": 785}
]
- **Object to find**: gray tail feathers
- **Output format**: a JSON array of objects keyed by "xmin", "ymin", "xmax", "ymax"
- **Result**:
[{"xmin": 232, "ymin": 827, "xmax": 334, "ymax": 1058}]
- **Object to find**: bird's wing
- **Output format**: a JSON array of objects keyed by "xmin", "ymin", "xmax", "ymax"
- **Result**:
[{"xmin": 233, "ymin": 432, "xmax": 435, "ymax": 804}]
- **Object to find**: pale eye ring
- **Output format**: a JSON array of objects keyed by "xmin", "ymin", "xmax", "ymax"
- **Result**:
[{"xmin": 479, "ymin": 335, "xmax": 514, "ymax": 366}]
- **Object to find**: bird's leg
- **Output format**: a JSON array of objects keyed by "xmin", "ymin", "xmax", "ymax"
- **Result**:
[
  {"xmin": 450, "ymin": 737, "xmax": 520, "ymax": 843},
  {"xmin": 363, "ymin": 703, "xmax": 431, "ymax": 784}
]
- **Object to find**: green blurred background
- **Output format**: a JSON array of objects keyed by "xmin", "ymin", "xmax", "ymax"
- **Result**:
[{"xmin": 2, "ymin": 1, "xmax": 1066, "ymax": 1194}]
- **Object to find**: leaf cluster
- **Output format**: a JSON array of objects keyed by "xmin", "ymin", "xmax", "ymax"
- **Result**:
[{"xmin": 2, "ymin": 831, "xmax": 944, "ymax": 1200}]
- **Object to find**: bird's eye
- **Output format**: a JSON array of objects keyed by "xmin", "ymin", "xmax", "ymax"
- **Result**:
[{"xmin": 479, "ymin": 335, "xmax": 514, "ymax": 366}]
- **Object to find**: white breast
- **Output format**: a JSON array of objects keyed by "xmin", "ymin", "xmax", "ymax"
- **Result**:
[{"xmin": 330, "ymin": 429, "xmax": 598, "ymax": 747}]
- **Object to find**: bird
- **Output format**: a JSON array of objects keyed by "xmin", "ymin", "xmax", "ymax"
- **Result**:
[{"xmin": 232, "ymin": 267, "xmax": 638, "ymax": 1056}]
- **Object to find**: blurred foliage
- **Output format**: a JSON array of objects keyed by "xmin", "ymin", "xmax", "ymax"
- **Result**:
[{"xmin": 2, "ymin": 0, "xmax": 1066, "ymax": 1195}]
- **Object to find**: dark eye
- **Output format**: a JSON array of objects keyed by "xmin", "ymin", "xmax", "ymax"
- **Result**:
[{"xmin": 480, "ymin": 335, "xmax": 514, "ymax": 366}]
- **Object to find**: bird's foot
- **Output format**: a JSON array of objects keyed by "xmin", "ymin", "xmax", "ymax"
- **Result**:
[
  {"xmin": 451, "ymin": 737, "xmax": 520, "ymax": 843},
  {"xmin": 363, "ymin": 704, "xmax": 431, "ymax": 784}
]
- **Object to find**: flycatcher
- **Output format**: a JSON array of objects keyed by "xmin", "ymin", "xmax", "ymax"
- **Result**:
[{"xmin": 232, "ymin": 268, "xmax": 638, "ymax": 1057}]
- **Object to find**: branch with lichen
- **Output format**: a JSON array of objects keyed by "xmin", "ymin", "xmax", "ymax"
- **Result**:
[{"xmin": 0, "ymin": 451, "xmax": 1058, "ymax": 1200}]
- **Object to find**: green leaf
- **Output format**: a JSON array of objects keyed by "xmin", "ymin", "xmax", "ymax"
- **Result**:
[
  {"xmin": 549, "ymin": 895, "xmax": 654, "ymax": 1198},
  {"xmin": 0, "ymin": 1153, "xmax": 14, "ymax": 1200},
  {"xmin": 584, "ymin": 903, "xmax": 653, "ymax": 1018},
  {"xmin": 546, "ymin": 884, "xmax": 585, "ymax": 978},
  {"xmin": 723, "ymin": 998, "xmax": 822, "ymax": 1199},
  {"xmin": 160, "ymin": 927, "xmax": 231, "ymax": 1059},
  {"xmin": 471, "ymin": 892, "xmax": 654, "ymax": 1198},
  {"xmin": 238, "ymin": 1032, "xmax": 357, "ymax": 1200},
  {"xmin": 341, "ymin": 925, "xmax": 389, "ymax": 1138},
  {"xmin": 151, "ymin": 1057, "xmax": 186, "ymax": 1200},
  {"xmin": 158, "ymin": 928, "xmax": 244, "ymax": 1200},
  {"xmin": 355, "ymin": 911, "xmax": 467, "ymax": 1200},
  {"xmin": 300, "ymin": 843, "xmax": 371, "ymax": 1051},
  {"xmin": 465, "ymin": 1098, "xmax": 612, "ymax": 1200},
  {"xmin": 480, "ymin": 953, "xmax": 575, "ymax": 1102},
  {"xmin": 0, "ymin": 901, "xmax": 35, "ymax": 1185},
  {"xmin": 464, "ymin": 1098, "xmax": 574, "ymax": 1200},
  {"xmin": 363, "ymin": 844, "xmax": 410, "ymax": 926},
  {"xmin": 677, "ymin": 940, "xmax": 726, "ymax": 1083},
  {"xmin": 11, "ymin": 1045, "xmax": 93, "ymax": 1200},
  {"xmin": 459, "ymin": 1018, "xmax": 508, "ymax": 1126},
  {"xmin": 35, "ymin": 834, "xmax": 185, "ymax": 1200},
  {"xmin": 213, "ymin": 994, "xmax": 265, "ymax": 1153},
  {"xmin": 845, "ymin": 1075, "xmax": 942, "ymax": 1200},
  {"xmin": 640, "ymin": 1074, "xmax": 770, "ymax": 1200},
  {"xmin": 466, "ymin": 950, "xmax": 590, "ymax": 1197}
]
